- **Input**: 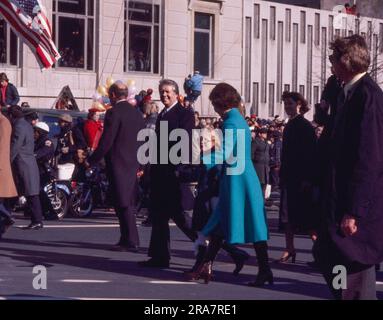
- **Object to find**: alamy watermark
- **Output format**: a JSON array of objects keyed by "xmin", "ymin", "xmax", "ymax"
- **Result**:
[
  {"xmin": 332, "ymin": 265, "xmax": 347, "ymax": 290},
  {"xmin": 136, "ymin": 126, "xmax": 246, "ymax": 175},
  {"xmin": 32, "ymin": 265, "xmax": 47, "ymax": 290}
]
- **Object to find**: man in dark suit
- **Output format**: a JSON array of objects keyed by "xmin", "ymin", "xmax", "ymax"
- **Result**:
[
  {"xmin": 9, "ymin": 105, "xmax": 43, "ymax": 229},
  {"xmin": 139, "ymin": 79, "xmax": 197, "ymax": 268},
  {"xmin": 251, "ymin": 127, "xmax": 270, "ymax": 196},
  {"xmin": 313, "ymin": 35, "xmax": 383, "ymax": 300},
  {"xmin": 88, "ymin": 82, "xmax": 145, "ymax": 252}
]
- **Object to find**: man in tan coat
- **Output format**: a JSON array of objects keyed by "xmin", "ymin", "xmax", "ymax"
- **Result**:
[{"xmin": 0, "ymin": 111, "xmax": 17, "ymax": 236}]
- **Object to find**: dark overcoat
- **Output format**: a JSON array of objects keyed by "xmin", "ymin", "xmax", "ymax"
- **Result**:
[
  {"xmin": 319, "ymin": 74, "xmax": 383, "ymax": 266},
  {"xmin": 251, "ymin": 137, "xmax": 270, "ymax": 185},
  {"xmin": 10, "ymin": 118, "xmax": 40, "ymax": 196},
  {"xmin": 279, "ymin": 115, "xmax": 317, "ymax": 230},
  {"xmin": 88, "ymin": 101, "xmax": 145, "ymax": 208},
  {"xmin": 150, "ymin": 103, "xmax": 195, "ymax": 215}
]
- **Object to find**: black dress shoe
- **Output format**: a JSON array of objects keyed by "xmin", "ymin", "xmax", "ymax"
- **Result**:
[
  {"xmin": 110, "ymin": 245, "xmax": 139, "ymax": 253},
  {"xmin": 23, "ymin": 222, "xmax": 43, "ymax": 230},
  {"xmin": 138, "ymin": 258, "xmax": 169, "ymax": 268}
]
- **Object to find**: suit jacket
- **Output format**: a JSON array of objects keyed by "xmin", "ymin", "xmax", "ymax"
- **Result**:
[
  {"xmin": 88, "ymin": 101, "xmax": 145, "ymax": 207},
  {"xmin": 323, "ymin": 74, "xmax": 383, "ymax": 265},
  {"xmin": 10, "ymin": 118, "xmax": 40, "ymax": 196},
  {"xmin": 0, "ymin": 113, "xmax": 17, "ymax": 197},
  {"xmin": 150, "ymin": 103, "xmax": 195, "ymax": 213},
  {"xmin": 0, "ymin": 83, "xmax": 20, "ymax": 107},
  {"xmin": 251, "ymin": 137, "xmax": 270, "ymax": 185}
]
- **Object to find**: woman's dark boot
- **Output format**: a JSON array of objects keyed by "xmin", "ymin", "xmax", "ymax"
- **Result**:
[
  {"xmin": 184, "ymin": 245, "xmax": 207, "ymax": 274},
  {"xmin": 248, "ymin": 241, "xmax": 273, "ymax": 287},
  {"xmin": 222, "ymin": 242, "xmax": 250, "ymax": 275},
  {"xmin": 184, "ymin": 236, "xmax": 223, "ymax": 283}
]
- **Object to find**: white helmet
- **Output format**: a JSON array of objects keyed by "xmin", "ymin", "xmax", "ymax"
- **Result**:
[{"xmin": 34, "ymin": 121, "xmax": 50, "ymax": 133}]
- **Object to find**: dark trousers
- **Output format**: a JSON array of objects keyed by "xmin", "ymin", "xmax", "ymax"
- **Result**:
[
  {"xmin": 270, "ymin": 166, "xmax": 280, "ymax": 189},
  {"xmin": 148, "ymin": 208, "xmax": 197, "ymax": 262},
  {"xmin": 115, "ymin": 205, "xmax": 139, "ymax": 247},
  {"xmin": 26, "ymin": 195, "xmax": 43, "ymax": 224},
  {"xmin": 0, "ymin": 198, "xmax": 13, "ymax": 221},
  {"xmin": 313, "ymin": 234, "xmax": 377, "ymax": 300}
]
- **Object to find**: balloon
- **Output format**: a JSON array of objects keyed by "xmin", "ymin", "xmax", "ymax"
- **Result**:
[
  {"xmin": 92, "ymin": 92, "xmax": 102, "ymax": 102},
  {"xmin": 127, "ymin": 79, "xmax": 136, "ymax": 87},
  {"xmin": 106, "ymin": 76, "xmax": 114, "ymax": 88},
  {"xmin": 97, "ymin": 85, "xmax": 108, "ymax": 96},
  {"xmin": 127, "ymin": 98, "xmax": 137, "ymax": 107},
  {"xmin": 102, "ymin": 96, "xmax": 111, "ymax": 105},
  {"xmin": 128, "ymin": 85, "xmax": 137, "ymax": 97}
]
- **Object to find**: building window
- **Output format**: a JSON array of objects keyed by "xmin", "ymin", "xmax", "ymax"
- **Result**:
[
  {"xmin": 329, "ymin": 15, "xmax": 334, "ymax": 43},
  {"xmin": 125, "ymin": 0, "xmax": 161, "ymax": 74},
  {"xmin": 380, "ymin": 23, "xmax": 383, "ymax": 53},
  {"xmin": 335, "ymin": 29, "xmax": 340, "ymax": 38},
  {"xmin": 53, "ymin": 0, "xmax": 95, "ymax": 70},
  {"xmin": 254, "ymin": 4, "xmax": 260, "ymax": 39},
  {"xmin": 307, "ymin": 25, "xmax": 313, "ymax": 105},
  {"xmin": 284, "ymin": 84, "xmax": 290, "ymax": 92},
  {"xmin": 348, "ymin": 30, "xmax": 353, "ymax": 36},
  {"xmin": 367, "ymin": 21, "xmax": 372, "ymax": 50},
  {"xmin": 314, "ymin": 13, "xmax": 320, "ymax": 46},
  {"xmin": 300, "ymin": 11, "xmax": 306, "ymax": 44},
  {"xmin": 355, "ymin": 18, "xmax": 360, "ymax": 35},
  {"xmin": 321, "ymin": 27, "xmax": 327, "ymax": 89},
  {"xmin": 277, "ymin": 21, "xmax": 283, "ymax": 103},
  {"xmin": 269, "ymin": 83, "xmax": 275, "ymax": 117},
  {"xmin": 270, "ymin": 6, "xmax": 276, "ymax": 40},
  {"xmin": 372, "ymin": 34, "xmax": 378, "ymax": 82},
  {"xmin": 261, "ymin": 19, "xmax": 268, "ymax": 103},
  {"xmin": 292, "ymin": 23, "xmax": 298, "ymax": 92},
  {"xmin": 299, "ymin": 85, "xmax": 305, "ymax": 97},
  {"xmin": 245, "ymin": 17, "xmax": 251, "ymax": 103},
  {"xmin": 313, "ymin": 86, "xmax": 319, "ymax": 104},
  {"xmin": 252, "ymin": 82, "xmax": 259, "ymax": 116},
  {"xmin": 0, "ymin": 19, "xmax": 18, "ymax": 66},
  {"xmin": 285, "ymin": 9, "xmax": 291, "ymax": 42},
  {"xmin": 194, "ymin": 12, "xmax": 214, "ymax": 77}
]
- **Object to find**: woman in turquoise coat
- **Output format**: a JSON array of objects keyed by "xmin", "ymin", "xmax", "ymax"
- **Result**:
[{"xmin": 185, "ymin": 83, "xmax": 273, "ymax": 287}]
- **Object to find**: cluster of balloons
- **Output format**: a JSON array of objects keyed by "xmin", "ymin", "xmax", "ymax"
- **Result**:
[{"xmin": 90, "ymin": 76, "xmax": 138, "ymax": 111}]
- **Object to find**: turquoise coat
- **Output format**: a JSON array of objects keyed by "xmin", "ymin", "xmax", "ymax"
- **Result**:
[{"xmin": 201, "ymin": 108, "xmax": 269, "ymax": 244}]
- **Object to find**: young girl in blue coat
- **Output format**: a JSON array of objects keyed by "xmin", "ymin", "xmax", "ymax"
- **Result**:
[{"xmin": 185, "ymin": 83, "xmax": 273, "ymax": 287}]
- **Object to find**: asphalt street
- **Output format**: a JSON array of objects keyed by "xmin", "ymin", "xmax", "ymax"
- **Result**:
[{"xmin": 0, "ymin": 193, "xmax": 382, "ymax": 300}]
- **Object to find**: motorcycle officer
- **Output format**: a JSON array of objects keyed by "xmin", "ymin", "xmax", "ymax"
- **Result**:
[
  {"xmin": 33, "ymin": 122, "xmax": 56, "ymax": 218},
  {"xmin": 34, "ymin": 122, "xmax": 54, "ymax": 181}
]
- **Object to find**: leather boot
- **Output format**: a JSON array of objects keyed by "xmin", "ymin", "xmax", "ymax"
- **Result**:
[
  {"xmin": 222, "ymin": 242, "xmax": 250, "ymax": 275},
  {"xmin": 248, "ymin": 241, "xmax": 274, "ymax": 287},
  {"xmin": 184, "ymin": 236, "xmax": 223, "ymax": 283}
]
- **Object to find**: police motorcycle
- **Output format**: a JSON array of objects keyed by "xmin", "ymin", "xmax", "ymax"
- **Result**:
[
  {"xmin": 69, "ymin": 164, "xmax": 111, "ymax": 217},
  {"xmin": 35, "ymin": 122, "xmax": 71, "ymax": 220}
]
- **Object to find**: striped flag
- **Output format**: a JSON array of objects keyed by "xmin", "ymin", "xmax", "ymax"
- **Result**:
[{"xmin": 0, "ymin": 0, "xmax": 60, "ymax": 69}]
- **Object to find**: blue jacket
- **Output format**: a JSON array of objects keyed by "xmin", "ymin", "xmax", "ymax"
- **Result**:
[
  {"xmin": 0, "ymin": 83, "xmax": 20, "ymax": 107},
  {"xmin": 186, "ymin": 74, "xmax": 204, "ymax": 92}
]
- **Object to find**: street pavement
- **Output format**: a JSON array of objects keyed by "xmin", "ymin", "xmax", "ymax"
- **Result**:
[{"xmin": 0, "ymin": 192, "xmax": 382, "ymax": 300}]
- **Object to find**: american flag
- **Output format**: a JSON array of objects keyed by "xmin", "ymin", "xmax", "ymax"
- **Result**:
[{"xmin": 0, "ymin": 0, "xmax": 60, "ymax": 69}]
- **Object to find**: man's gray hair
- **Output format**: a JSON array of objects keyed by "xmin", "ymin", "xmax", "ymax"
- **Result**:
[{"xmin": 159, "ymin": 79, "xmax": 179, "ymax": 95}]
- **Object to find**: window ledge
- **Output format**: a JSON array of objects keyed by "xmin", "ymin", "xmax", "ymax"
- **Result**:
[{"xmin": 188, "ymin": 0, "xmax": 226, "ymax": 15}]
